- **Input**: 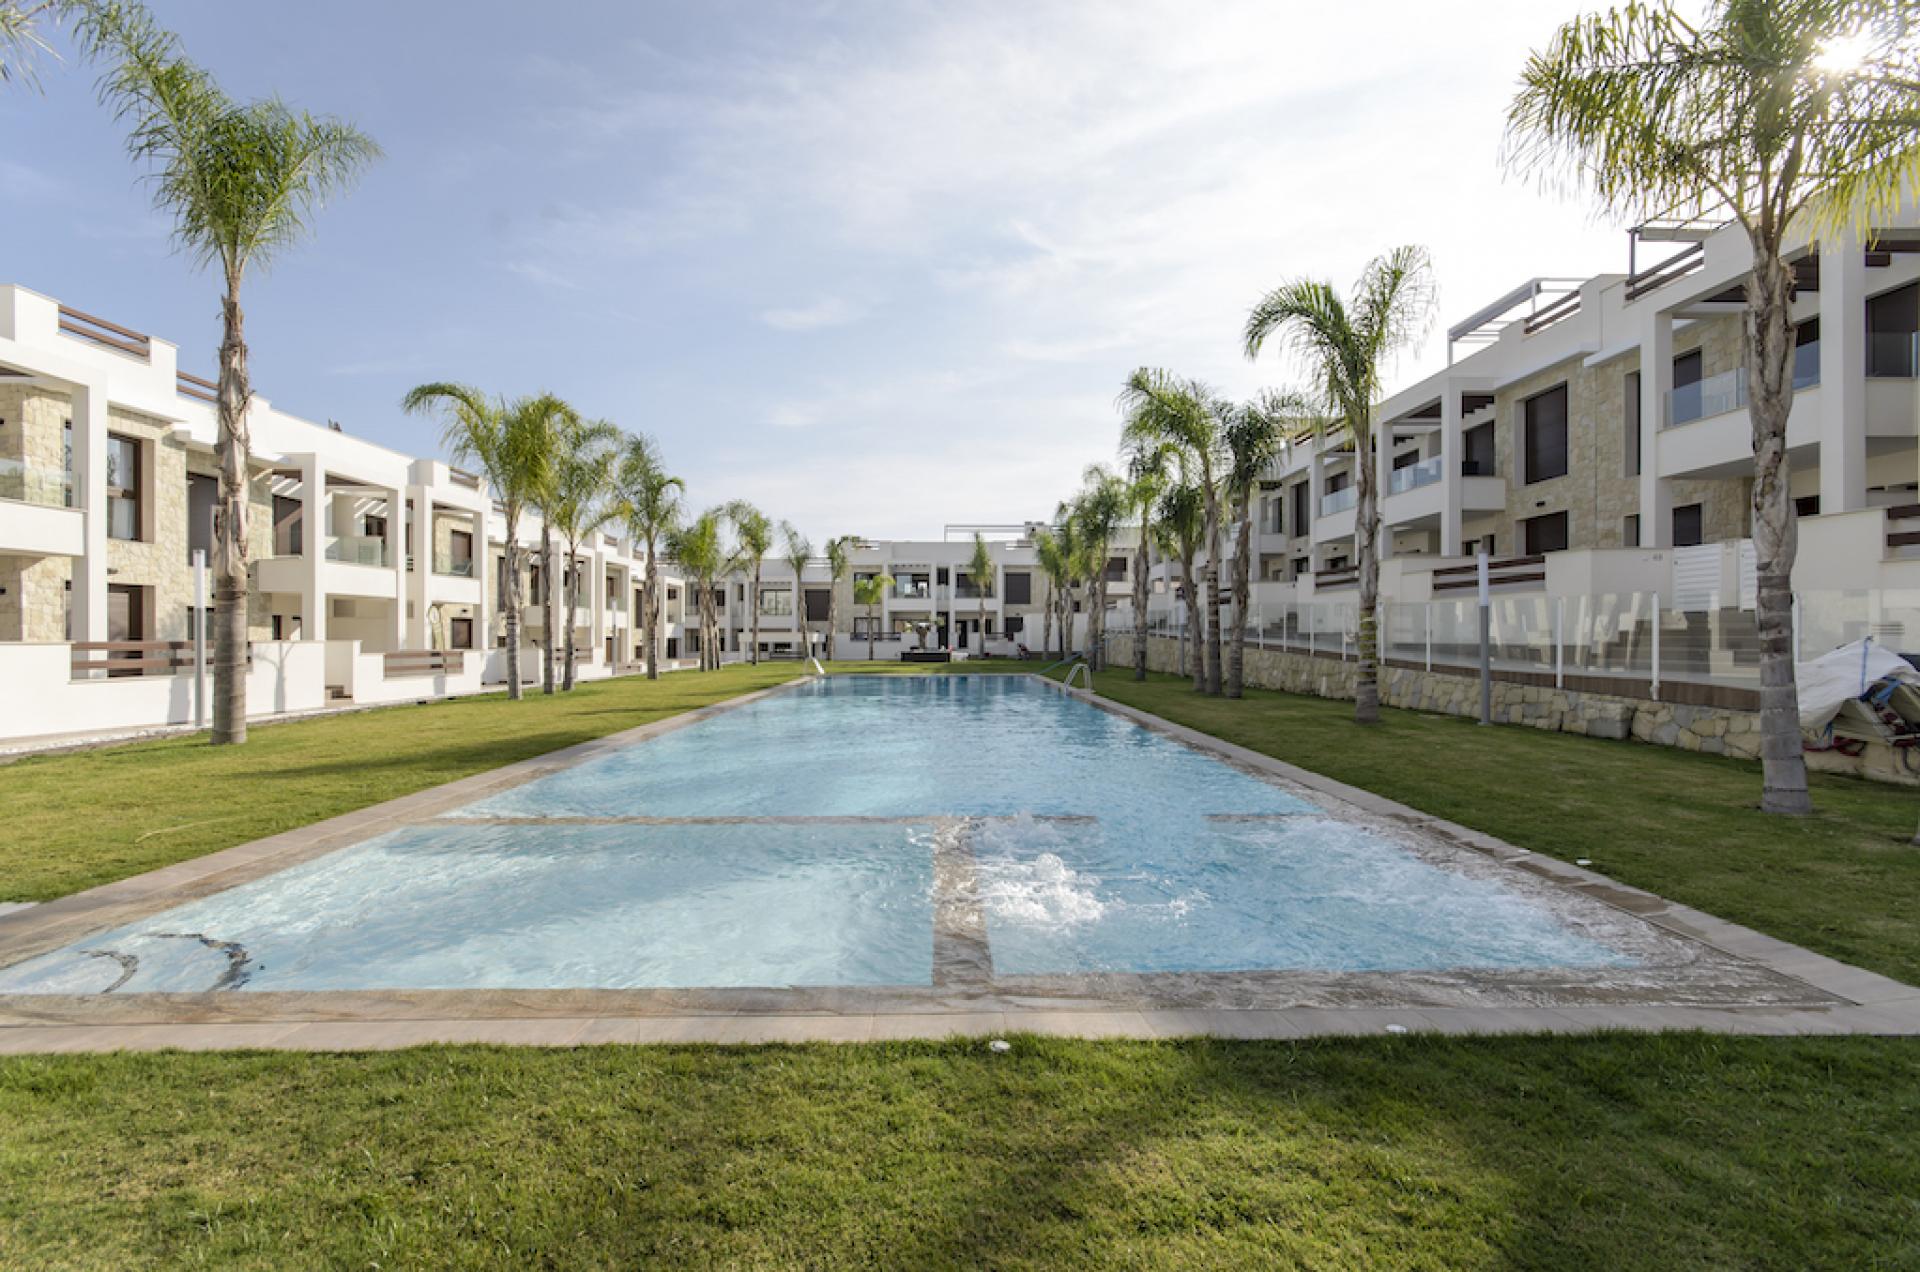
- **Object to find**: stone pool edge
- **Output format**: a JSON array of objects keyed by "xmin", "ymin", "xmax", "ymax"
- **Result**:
[{"xmin": 0, "ymin": 671, "xmax": 1916, "ymax": 1051}]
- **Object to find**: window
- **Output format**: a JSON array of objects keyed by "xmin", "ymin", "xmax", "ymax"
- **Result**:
[
  {"xmin": 1622, "ymin": 514, "xmax": 1640, "ymax": 548},
  {"xmin": 804, "ymin": 588, "xmax": 830, "ymax": 621},
  {"xmin": 1795, "ymin": 494, "xmax": 1821, "ymax": 518},
  {"xmin": 1623, "ymin": 371, "xmax": 1641, "ymax": 476},
  {"xmin": 1005, "ymin": 615, "xmax": 1024, "ymax": 636},
  {"xmin": 449, "ymin": 529, "xmax": 473, "ymax": 574},
  {"xmin": 1868, "ymin": 281, "xmax": 1918, "ymax": 377},
  {"xmin": 1325, "ymin": 470, "xmax": 1350, "ymax": 494},
  {"xmin": 1004, "ymin": 571, "xmax": 1032, "ymax": 605},
  {"xmin": 1672, "ymin": 503, "xmax": 1704, "ymax": 547},
  {"xmin": 758, "ymin": 587, "xmax": 793, "ymax": 616},
  {"xmin": 185, "ymin": 605, "xmax": 216, "ymax": 642},
  {"xmin": 187, "ymin": 474, "xmax": 217, "ymax": 563},
  {"xmin": 450, "ymin": 617, "xmax": 473, "ymax": 649},
  {"xmin": 1105, "ymin": 555, "xmax": 1127, "ymax": 582},
  {"xmin": 273, "ymin": 495, "xmax": 303, "ymax": 557},
  {"xmin": 106, "ymin": 583, "xmax": 144, "ymax": 676},
  {"xmin": 1290, "ymin": 482, "xmax": 1310, "ymax": 536},
  {"xmin": 1291, "ymin": 556, "xmax": 1309, "ymax": 579},
  {"xmin": 1463, "ymin": 422, "xmax": 1495, "ymax": 476},
  {"xmin": 666, "ymin": 586, "xmax": 680, "ymax": 601},
  {"xmin": 105, "ymin": 433, "xmax": 140, "ymax": 540},
  {"xmin": 936, "ymin": 567, "xmax": 950, "ymax": 585},
  {"xmin": 1522, "ymin": 385, "xmax": 1568, "ymax": 484},
  {"xmin": 1392, "ymin": 449, "xmax": 1420, "ymax": 470},
  {"xmin": 1523, "ymin": 511, "xmax": 1569, "ymax": 555}
]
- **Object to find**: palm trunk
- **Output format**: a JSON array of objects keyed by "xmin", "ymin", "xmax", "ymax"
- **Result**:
[
  {"xmin": 211, "ymin": 279, "xmax": 252, "ymax": 744},
  {"xmin": 1746, "ymin": 248, "xmax": 1812, "ymax": 814},
  {"xmin": 1354, "ymin": 425, "xmax": 1381, "ymax": 724},
  {"xmin": 866, "ymin": 602, "xmax": 876, "ymax": 660},
  {"xmin": 1202, "ymin": 492, "xmax": 1223, "ymax": 696},
  {"xmin": 502, "ymin": 524, "xmax": 523, "ymax": 699},
  {"xmin": 1181, "ymin": 548, "xmax": 1203, "ymax": 691},
  {"xmin": 750, "ymin": 564, "xmax": 762, "ymax": 665},
  {"xmin": 827, "ymin": 588, "xmax": 838, "ymax": 664},
  {"xmin": 643, "ymin": 547, "xmax": 659, "ymax": 680},
  {"xmin": 562, "ymin": 541, "xmax": 579, "ymax": 691},
  {"xmin": 540, "ymin": 524, "xmax": 556, "ymax": 694},
  {"xmin": 1041, "ymin": 581, "xmax": 1054, "ymax": 659},
  {"xmin": 978, "ymin": 595, "xmax": 987, "ymax": 662},
  {"xmin": 1089, "ymin": 562, "xmax": 1106, "ymax": 671},
  {"xmin": 1132, "ymin": 536, "xmax": 1150, "ymax": 681},
  {"xmin": 1230, "ymin": 497, "xmax": 1252, "ymax": 698}
]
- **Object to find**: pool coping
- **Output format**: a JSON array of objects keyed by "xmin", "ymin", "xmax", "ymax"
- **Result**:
[{"xmin": 2, "ymin": 671, "xmax": 1917, "ymax": 1052}]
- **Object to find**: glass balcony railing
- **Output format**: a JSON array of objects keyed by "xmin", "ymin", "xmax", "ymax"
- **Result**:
[
  {"xmin": 0, "ymin": 457, "xmax": 75, "ymax": 509},
  {"xmin": 325, "ymin": 535, "xmax": 391, "ymax": 566},
  {"xmin": 1666, "ymin": 343, "xmax": 1824, "ymax": 429},
  {"xmin": 433, "ymin": 550, "xmax": 474, "ymax": 577},
  {"xmin": 891, "ymin": 582, "xmax": 932, "ymax": 600},
  {"xmin": 1387, "ymin": 455, "xmax": 1443, "ymax": 496},
  {"xmin": 1320, "ymin": 486, "xmax": 1357, "ymax": 517}
]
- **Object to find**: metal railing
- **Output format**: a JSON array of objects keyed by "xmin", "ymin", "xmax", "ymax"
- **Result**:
[
  {"xmin": 56, "ymin": 305, "xmax": 151, "ymax": 360},
  {"xmin": 1665, "ymin": 343, "xmax": 1822, "ymax": 428}
]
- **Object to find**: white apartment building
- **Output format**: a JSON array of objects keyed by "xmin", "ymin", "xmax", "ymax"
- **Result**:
[
  {"xmin": 1143, "ymin": 210, "xmax": 1920, "ymax": 674},
  {"xmin": 0, "ymin": 284, "xmax": 684, "ymax": 746}
]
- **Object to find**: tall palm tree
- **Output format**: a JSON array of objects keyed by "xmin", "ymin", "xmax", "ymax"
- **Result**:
[
  {"xmin": 853, "ymin": 572, "xmax": 893, "ymax": 660},
  {"xmin": 71, "ymin": 0, "xmax": 378, "ymax": 743},
  {"xmin": 1222, "ymin": 393, "xmax": 1307, "ymax": 698},
  {"xmin": 0, "ymin": 0, "xmax": 63, "ymax": 87},
  {"xmin": 1033, "ymin": 526, "xmax": 1063, "ymax": 658},
  {"xmin": 401, "ymin": 385, "xmax": 567, "ymax": 702},
  {"xmin": 667, "ymin": 509, "xmax": 726, "ymax": 671},
  {"xmin": 613, "ymin": 433, "xmax": 682, "ymax": 681},
  {"xmin": 1245, "ymin": 246, "xmax": 1435, "ymax": 725},
  {"xmin": 781, "ymin": 522, "xmax": 813, "ymax": 662},
  {"xmin": 726, "ymin": 501, "xmax": 774, "ymax": 666},
  {"xmin": 1050, "ymin": 505, "xmax": 1085, "ymax": 659},
  {"xmin": 548, "ymin": 416, "xmax": 620, "ymax": 690},
  {"xmin": 1158, "ymin": 480, "xmax": 1208, "ymax": 691},
  {"xmin": 527, "ymin": 406, "xmax": 581, "ymax": 697},
  {"xmin": 823, "ymin": 535, "xmax": 854, "ymax": 664},
  {"xmin": 965, "ymin": 532, "xmax": 995, "ymax": 660},
  {"xmin": 1120, "ymin": 441, "xmax": 1170, "ymax": 681},
  {"xmin": 1508, "ymin": 4, "xmax": 1920, "ymax": 812},
  {"xmin": 1071, "ymin": 466, "xmax": 1129, "ymax": 672},
  {"xmin": 1119, "ymin": 369, "xmax": 1229, "ymax": 694}
]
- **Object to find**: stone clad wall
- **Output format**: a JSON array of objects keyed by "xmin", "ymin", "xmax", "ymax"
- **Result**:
[{"xmin": 1107, "ymin": 633, "xmax": 1917, "ymax": 787}]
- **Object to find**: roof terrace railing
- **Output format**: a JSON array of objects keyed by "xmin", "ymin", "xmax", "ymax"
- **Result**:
[
  {"xmin": 176, "ymin": 371, "xmax": 217, "ymax": 404},
  {"xmin": 56, "ymin": 305, "xmax": 151, "ymax": 360}
]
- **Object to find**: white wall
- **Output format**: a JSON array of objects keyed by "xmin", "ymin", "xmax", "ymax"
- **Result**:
[{"xmin": 0, "ymin": 640, "xmax": 325, "ymax": 743}]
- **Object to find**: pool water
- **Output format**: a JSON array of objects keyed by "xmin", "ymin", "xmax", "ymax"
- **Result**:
[{"xmin": 0, "ymin": 676, "xmax": 1626, "ymax": 994}]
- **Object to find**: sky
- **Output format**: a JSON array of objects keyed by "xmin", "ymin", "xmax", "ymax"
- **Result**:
[{"xmin": 2, "ymin": 0, "xmax": 1637, "ymax": 544}]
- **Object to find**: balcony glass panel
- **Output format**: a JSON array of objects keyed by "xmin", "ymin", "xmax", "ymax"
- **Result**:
[
  {"xmin": 1868, "ymin": 331, "xmax": 1918, "ymax": 379},
  {"xmin": 325, "ymin": 535, "xmax": 391, "ymax": 566},
  {"xmin": 0, "ymin": 457, "xmax": 75, "ymax": 509},
  {"xmin": 1320, "ymin": 486, "xmax": 1357, "ymax": 516},
  {"xmin": 1387, "ymin": 455, "xmax": 1443, "ymax": 495},
  {"xmin": 433, "ymin": 549, "xmax": 475, "ymax": 577},
  {"xmin": 1792, "ymin": 339, "xmax": 1821, "ymax": 389}
]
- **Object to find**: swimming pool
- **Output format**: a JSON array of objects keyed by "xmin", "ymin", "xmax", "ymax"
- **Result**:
[{"xmin": 0, "ymin": 676, "xmax": 1634, "ymax": 996}]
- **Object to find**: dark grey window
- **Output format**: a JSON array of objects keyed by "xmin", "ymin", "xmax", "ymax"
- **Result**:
[
  {"xmin": 1522, "ymin": 385, "xmax": 1568, "ymax": 484},
  {"xmin": 1622, "ymin": 514, "xmax": 1640, "ymax": 547},
  {"xmin": 187, "ymin": 473, "xmax": 217, "ymax": 562},
  {"xmin": 1868, "ymin": 282, "xmax": 1918, "ymax": 377},
  {"xmin": 1673, "ymin": 503, "xmax": 1704, "ymax": 547},
  {"xmin": 1290, "ymin": 482, "xmax": 1309, "ymax": 536},
  {"xmin": 1463, "ymin": 422, "xmax": 1495, "ymax": 476},
  {"xmin": 1523, "ymin": 511, "xmax": 1569, "ymax": 555},
  {"xmin": 1004, "ymin": 571, "xmax": 1032, "ymax": 605},
  {"xmin": 1624, "ymin": 371, "xmax": 1641, "ymax": 476}
]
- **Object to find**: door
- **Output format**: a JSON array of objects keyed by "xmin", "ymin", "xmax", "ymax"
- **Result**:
[{"xmin": 107, "ymin": 584, "xmax": 144, "ymax": 677}]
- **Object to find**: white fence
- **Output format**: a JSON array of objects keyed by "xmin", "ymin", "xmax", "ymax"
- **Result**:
[{"xmin": 1118, "ymin": 589, "xmax": 1920, "ymax": 697}]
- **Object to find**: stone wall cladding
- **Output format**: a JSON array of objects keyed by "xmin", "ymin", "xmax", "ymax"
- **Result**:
[{"xmin": 1110, "ymin": 633, "xmax": 1917, "ymax": 788}]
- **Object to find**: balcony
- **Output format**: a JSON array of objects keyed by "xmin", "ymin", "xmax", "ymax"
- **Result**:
[
  {"xmin": 891, "ymin": 582, "xmax": 932, "ymax": 601},
  {"xmin": 325, "ymin": 535, "xmax": 391, "ymax": 567},
  {"xmin": 433, "ymin": 549, "xmax": 475, "ymax": 578},
  {"xmin": 0, "ymin": 457, "xmax": 74, "ymax": 510},
  {"xmin": 1387, "ymin": 455, "xmax": 1443, "ymax": 495},
  {"xmin": 1320, "ymin": 486, "xmax": 1357, "ymax": 516},
  {"xmin": 0, "ymin": 458, "xmax": 83, "ymax": 556}
]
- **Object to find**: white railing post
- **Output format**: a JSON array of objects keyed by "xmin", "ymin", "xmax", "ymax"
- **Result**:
[{"xmin": 1650, "ymin": 591, "xmax": 1662, "ymax": 701}]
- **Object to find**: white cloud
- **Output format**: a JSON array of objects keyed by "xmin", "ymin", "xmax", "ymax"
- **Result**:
[
  {"xmin": 760, "ymin": 296, "xmax": 867, "ymax": 331},
  {"xmin": 505, "ymin": 260, "xmax": 585, "ymax": 291}
]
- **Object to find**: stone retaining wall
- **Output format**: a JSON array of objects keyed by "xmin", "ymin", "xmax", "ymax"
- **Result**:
[{"xmin": 1106, "ymin": 634, "xmax": 1918, "ymax": 787}]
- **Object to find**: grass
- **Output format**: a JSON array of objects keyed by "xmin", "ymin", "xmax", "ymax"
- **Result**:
[
  {"xmin": 0, "ymin": 662, "xmax": 803, "ymax": 902},
  {"xmin": 2, "ymin": 1035, "xmax": 1917, "ymax": 1268},
  {"xmin": 1055, "ymin": 665, "xmax": 1920, "ymax": 985}
]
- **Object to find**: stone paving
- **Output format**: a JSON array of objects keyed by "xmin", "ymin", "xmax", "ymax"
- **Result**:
[{"xmin": 2, "ymin": 675, "xmax": 1917, "ymax": 1053}]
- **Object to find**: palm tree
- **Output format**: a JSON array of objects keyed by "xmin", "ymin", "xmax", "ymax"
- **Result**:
[
  {"xmin": 1158, "ymin": 480, "xmax": 1207, "ymax": 691},
  {"xmin": 852, "ymin": 572, "xmax": 893, "ymax": 660},
  {"xmin": 1120, "ymin": 441, "xmax": 1170, "ymax": 681},
  {"xmin": 726, "ymin": 501, "xmax": 774, "ymax": 666},
  {"xmin": 71, "ymin": 0, "xmax": 378, "ymax": 743},
  {"xmin": 1119, "ymin": 369, "xmax": 1229, "ymax": 694},
  {"xmin": 528, "ymin": 409, "xmax": 579, "ymax": 697},
  {"xmin": 1071, "ymin": 466, "xmax": 1129, "ymax": 671},
  {"xmin": 1033, "ymin": 526, "xmax": 1063, "ymax": 658},
  {"xmin": 781, "ymin": 522, "xmax": 813, "ymax": 662},
  {"xmin": 1050, "ymin": 505, "xmax": 1085, "ymax": 659},
  {"xmin": 401, "ymin": 386, "xmax": 567, "ymax": 701},
  {"xmin": 614, "ymin": 433, "xmax": 682, "ymax": 681},
  {"xmin": 667, "ymin": 509, "xmax": 726, "ymax": 671},
  {"xmin": 547, "ymin": 416, "xmax": 620, "ymax": 690},
  {"xmin": 964, "ymin": 532, "xmax": 995, "ymax": 660},
  {"xmin": 0, "ymin": 0, "xmax": 64, "ymax": 87},
  {"xmin": 1245, "ymin": 246, "xmax": 1435, "ymax": 725},
  {"xmin": 823, "ymin": 535, "xmax": 854, "ymax": 664},
  {"xmin": 1222, "ymin": 393, "xmax": 1306, "ymax": 698},
  {"xmin": 1508, "ymin": 5, "xmax": 1920, "ymax": 811}
]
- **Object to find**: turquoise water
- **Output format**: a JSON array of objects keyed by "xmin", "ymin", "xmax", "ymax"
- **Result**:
[{"xmin": 0, "ymin": 677, "xmax": 1625, "ymax": 994}]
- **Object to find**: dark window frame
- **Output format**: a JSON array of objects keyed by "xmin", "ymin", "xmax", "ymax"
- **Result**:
[{"xmin": 1521, "ymin": 384, "xmax": 1569, "ymax": 485}]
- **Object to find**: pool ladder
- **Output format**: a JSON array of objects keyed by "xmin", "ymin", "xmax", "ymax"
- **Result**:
[
  {"xmin": 1063, "ymin": 661, "xmax": 1092, "ymax": 691},
  {"xmin": 808, "ymin": 656, "xmax": 827, "ymax": 676}
]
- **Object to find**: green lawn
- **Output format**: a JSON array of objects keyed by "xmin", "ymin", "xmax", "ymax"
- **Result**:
[
  {"xmin": 2, "ymin": 1034, "xmax": 1915, "ymax": 1268},
  {"xmin": 1059, "ymin": 666, "xmax": 1920, "ymax": 985},
  {"xmin": 0, "ymin": 662, "xmax": 803, "ymax": 902}
]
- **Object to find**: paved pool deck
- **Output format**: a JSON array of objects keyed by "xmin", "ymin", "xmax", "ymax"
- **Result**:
[{"xmin": 2, "ymin": 675, "xmax": 1917, "ymax": 1053}]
